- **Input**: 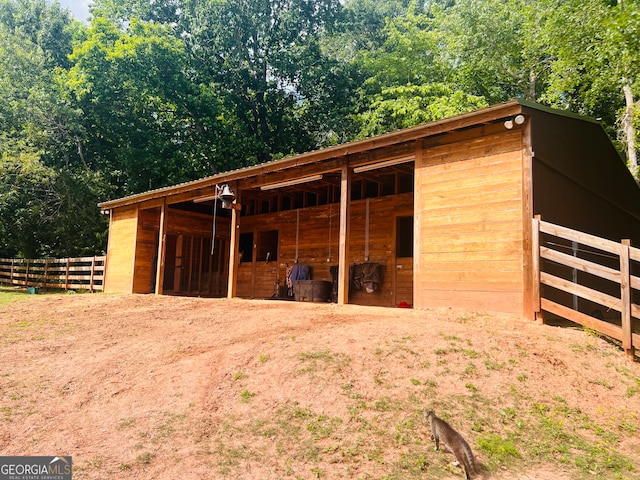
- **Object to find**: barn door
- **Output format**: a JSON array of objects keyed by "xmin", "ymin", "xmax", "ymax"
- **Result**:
[{"xmin": 394, "ymin": 216, "xmax": 414, "ymax": 306}]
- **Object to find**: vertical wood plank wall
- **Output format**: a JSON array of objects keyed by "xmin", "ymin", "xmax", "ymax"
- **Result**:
[
  {"xmin": 106, "ymin": 205, "xmax": 231, "ymax": 294},
  {"xmin": 417, "ymin": 126, "xmax": 526, "ymax": 313},
  {"xmin": 132, "ymin": 207, "xmax": 161, "ymax": 293},
  {"xmin": 236, "ymin": 192, "xmax": 413, "ymax": 306},
  {"xmin": 163, "ymin": 208, "xmax": 231, "ymax": 295},
  {"xmin": 104, "ymin": 205, "xmax": 139, "ymax": 293}
]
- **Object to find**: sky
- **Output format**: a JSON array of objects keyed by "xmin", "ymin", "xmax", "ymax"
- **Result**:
[{"xmin": 57, "ymin": 0, "xmax": 92, "ymax": 22}]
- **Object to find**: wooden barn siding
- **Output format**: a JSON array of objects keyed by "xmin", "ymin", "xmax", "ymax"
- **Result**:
[
  {"xmin": 130, "ymin": 206, "xmax": 218, "ymax": 294},
  {"xmin": 132, "ymin": 207, "xmax": 160, "ymax": 293},
  {"xmin": 107, "ymin": 204, "xmax": 229, "ymax": 294},
  {"xmin": 104, "ymin": 205, "xmax": 139, "ymax": 293},
  {"xmin": 417, "ymin": 127, "xmax": 525, "ymax": 313},
  {"xmin": 163, "ymin": 208, "xmax": 230, "ymax": 295},
  {"xmin": 167, "ymin": 207, "xmax": 223, "ymax": 238},
  {"xmin": 235, "ymin": 192, "xmax": 413, "ymax": 306},
  {"xmin": 394, "ymin": 256, "xmax": 414, "ymax": 306}
]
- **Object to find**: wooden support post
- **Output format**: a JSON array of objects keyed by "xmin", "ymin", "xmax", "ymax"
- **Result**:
[
  {"xmin": 620, "ymin": 239, "xmax": 635, "ymax": 358},
  {"xmin": 197, "ymin": 237, "xmax": 204, "ymax": 294},
  {"xmin": 65, "ymin": 258, "xmax": 70, "ymax": 290},
  {"xmin": 10, "ymin": 258, "xmax": 14, "ymax": 284},
  {"xmin": 227, "ymin": 200, "xmax": 240, "ymax": 298},
  {"xmin": 174, "ymin": 235, "xmax": 183, "ymax": 292},
  {"xmin": 187, "ymin": 236, "xmax": 194, "ymax": 293},
  {"xmin": 337, "ymin": 162, "xmax": 351, "ymax": 305},
  {"xmin": 532, "ymin": 216, "xmax": 543, "ymax": 324},
  {"xmin": 25, "ymin": 259, "xmax": 30, "ymax": 287},
  {"xmin": 155, "ymin": 199, "xmax": 167, "ymax": 294},
  {"xmin": 412, "ymin": 141, "xmax": 423, "ymax": 309}
]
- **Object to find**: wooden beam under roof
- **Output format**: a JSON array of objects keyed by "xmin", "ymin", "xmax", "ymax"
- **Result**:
[{"xmin": 98, "ymin": 100, "xmax": 525, "ymax": 210}]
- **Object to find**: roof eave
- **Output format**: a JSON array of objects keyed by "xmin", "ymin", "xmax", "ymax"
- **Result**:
[{"xmin": 99, "ymin": 99, "xmax": 526, "ymax": 209}]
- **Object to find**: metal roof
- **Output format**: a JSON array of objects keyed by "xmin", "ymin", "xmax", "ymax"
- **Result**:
[{"xmin": 98, "ymin": 99, "xmax": 595, "ymax": 209}]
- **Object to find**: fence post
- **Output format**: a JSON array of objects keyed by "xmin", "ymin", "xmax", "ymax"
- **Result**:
[
  {"xmin": 43, "ymin": 259, "xmax": 49, "ymax": 290},
  {"xmin": 10, "ymin": 258, "xmax": 15, "ymax": 284},
  {"xmin": 620, "ymin": 240, "xmax": 635, "ymax": 359},
  {"xmin": 65, "ymin": 258, "xmax": 70, "ymax": 290},
  {"xmin": 90, "ymin": 256, "xmax": 96, "ymax": 293},
  {"xmin": 532, "ymin": 215, "xmax": 543, "ymax": 324},
  {"xmin": 25, "ymin": 259, "xmax": 30, "ymax": 287}
]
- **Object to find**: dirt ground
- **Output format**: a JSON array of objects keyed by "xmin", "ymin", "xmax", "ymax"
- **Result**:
[{"xmin": 1, "ymin": 293, "xmax": 639, "ymax": 480}]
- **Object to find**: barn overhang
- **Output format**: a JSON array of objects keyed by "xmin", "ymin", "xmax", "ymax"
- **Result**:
[
  {"xmin": 98, "ymin": 99, "xmax": 640, "ymax": 319},
  {"xmin": 98, "ymin": 100, "xmax": 536, "ymax": 306},
  {"xmin": 98, "ymin": 100, "xmax": 529, "ymax": 212}
]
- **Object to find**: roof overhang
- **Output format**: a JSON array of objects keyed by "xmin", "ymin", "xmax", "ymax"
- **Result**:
[{"xmin": 98, "ymin": 99, "xmax": 567, "ymax": 210}]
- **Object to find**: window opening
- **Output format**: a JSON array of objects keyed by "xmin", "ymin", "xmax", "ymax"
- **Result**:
[
  {"xmin": 239, "ymin": 232, "xmax": 254, "ymax": 263},
  {"xmin": 396, "ymin": 216, "xmax": 414, "ymax": 258}
]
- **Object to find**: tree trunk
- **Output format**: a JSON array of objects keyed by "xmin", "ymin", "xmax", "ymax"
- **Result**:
[{"xmin": 622, "ymin": 82, "xmax": 639, "ymax": 182}]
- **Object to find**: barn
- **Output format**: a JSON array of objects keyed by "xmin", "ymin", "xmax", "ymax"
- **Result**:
[{"xmin": 97, "ymin": 99, "xmax": 640, "ymax": 320}]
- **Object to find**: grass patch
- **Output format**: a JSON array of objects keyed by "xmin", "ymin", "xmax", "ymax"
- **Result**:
[
  {"xmin": 295, "ymin": 349, "xmax": 351, "ymax": 375},
  {"xmin": 239, "ymin": 390, "xmax": 256, "ymax": 403},
  {"xmin": 483, "ymin": 359, "xmax": 507, "ymax": 371},
  {"xmin": 477, "ymin": 433, "xmax": 521, "ymax": 462},
  {"xmin": 0, "ymin": 287, "xmax": 32, "ymax": 305}
]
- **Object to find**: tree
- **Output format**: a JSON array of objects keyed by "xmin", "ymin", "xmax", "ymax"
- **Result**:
[
  {"xmin": 67, "ymin": 18, "xmax": 228, "ymax": 193},
  {"xmin": 351, "ymin": 2, "xmax": 487, "ymax": 136},
  {"xmin": 90, "ymin": 0, "xmax": 184, "ymax": 25},
  {"xmin": 434, "ymin": 0, "xmax": 555, "ymax": 103},
  {"xmin": 0, "ymin": 1, "xmax": 110, "ymax": 258},
  {"xmin": 0, "ymin": 0, "xmax": 77, "ymax": 69},
  {"xmin": 357, "ymin": 84, "xmax": 487, "ymax": 137},
  {"xmin": 542, "ymin": 0, "xmax": 640, "ymax": 179},
  {"xmin": 0, "ymin": 148, "xmax": 59, "ymax": 258},
  {"xmin": 183, "ymin": 0, "xmax": 344, "ymax": 163},
  {"xmin": 0, "ymin": 146, "xmax": 110, "ymax": 258}
]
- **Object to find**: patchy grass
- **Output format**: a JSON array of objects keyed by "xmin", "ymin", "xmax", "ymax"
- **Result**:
[
  {"xmin": 2, "ymin": 295, "xmax": 639, "ymax": 480},
  {"xmin": 0, "ymin": 286, "xmax": 32, "ymax": 305},
  {"xmin": 185, "ymin": 344, "xmax": 639, "ymax": 480}
]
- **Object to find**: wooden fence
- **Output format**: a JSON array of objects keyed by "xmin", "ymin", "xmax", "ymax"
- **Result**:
[
  {"xmin": 0, "ymin": 256, "xmax": 105, "ymax": 292},
  {"xmin": 533, "ymin": 217, "xmax": 639, "ymax": 358}
]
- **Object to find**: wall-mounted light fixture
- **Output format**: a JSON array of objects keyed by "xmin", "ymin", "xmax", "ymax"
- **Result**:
[
  {"xmin": 353, "ymin": 155, "xmax": 414, "ymax": 173},
  {"xmin": 504, "ymin": 114, "xmax": 526, "ymax": 130},
  {"xmin": 260, "ymin": 174, "xmax": 323, "ymax": 191}
]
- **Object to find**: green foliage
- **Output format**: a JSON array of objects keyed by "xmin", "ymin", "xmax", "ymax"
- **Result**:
[
  {"xmin": 0, "ymin": 150, "xmax": 110, "ymax": 257},
  {"xmin": 1, "ymin": 0, "xmax": 639, "ymax": 257},
  {"xmin": 435, "ymin": 0, "xmax": 554, "ymax": 102},
  {"xmin": 183, "ymin": 0, "xmax": 348, "ymax": 162},
  {"xmin": 358, "ymin": 84, "xmax": 487, "ymax": 137},
  {"xmin": 477, "ymin": 433, "xmax": 521, "ymax": 462}
]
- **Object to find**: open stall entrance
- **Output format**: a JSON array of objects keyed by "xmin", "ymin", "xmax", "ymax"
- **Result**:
[
  {"xmin": 232, "ymin": 156, "xmax": 415, "ymax": 306},
  {"xmin": 162, "ymin": 234, "xmax": 229, "ymax": 296}
]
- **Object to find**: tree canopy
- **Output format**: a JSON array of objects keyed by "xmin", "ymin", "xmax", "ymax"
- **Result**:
[{"xmin": 1, "ymin": 0, "xmax": 639, "ymax": 257}]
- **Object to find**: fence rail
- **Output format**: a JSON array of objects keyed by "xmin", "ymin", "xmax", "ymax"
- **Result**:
[
  {"xmin": 0, "ymin": 256, "xmax": 105, "ymax": 292},
  {"xmin": 533, "ymin": 217, "xmax": 639, "ymax": 358}
]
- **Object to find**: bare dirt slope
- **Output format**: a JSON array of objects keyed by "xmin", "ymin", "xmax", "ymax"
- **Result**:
[{"xmin": 1, "ymin": 293, "xmax": 639, "ymax": 480}]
